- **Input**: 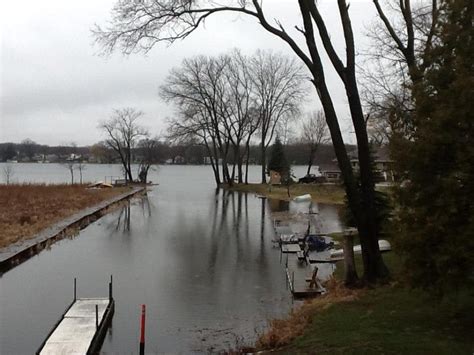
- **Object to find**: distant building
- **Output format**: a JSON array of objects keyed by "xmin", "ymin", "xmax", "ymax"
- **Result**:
[
  {"xmin": 320, "ymin": 163, "xmax": 342, "ymax": 183},
  {"xmin": 348, "ymin": 146, "xmax": 395, "ymax": 182},
  {"xmin": 320, "ymin": 146, "xmax": 395, "ymax": 183},
  {"xmin": 66, "ymin": 153, "xmax": 82, "ymax": 162}
]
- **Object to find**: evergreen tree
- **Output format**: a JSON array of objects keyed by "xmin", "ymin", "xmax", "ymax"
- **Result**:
[
  {"xmin": 393, "ymin": 0, "xmax": 474, "ymax": 294},
  {"xmin": 344, "ymin": 146, "xmax": 391, "ymax": 238},
  {"xmin": 267, "ymin": 136, "xmax": 290, "ymax": 179}
]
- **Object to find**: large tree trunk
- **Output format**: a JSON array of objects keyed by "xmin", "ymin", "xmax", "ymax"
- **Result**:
[
  {"xmin": 345, "ymin": 74, "xmax": 389, "ymax": 281},
  {"xmin": 260, "ymin": 142, "xmax": 266, "ymax": 184},
  {"xmin": 343, "ymin": 231, "xmax": 359, "ymax": 287},
  {"xmin": 301, "ymin": 0, "xmax": 388, "ymax": 282},
  {"xmin": 204, "ymin": 139, "xmax": 221, "ymax": 186},
  {"xmin": 245, "ymin": 142, "xmax": 250, "ymax": 185},
  {"xmin": 306, "ymin": 145, "xmax": 316, "ymax": 175}
]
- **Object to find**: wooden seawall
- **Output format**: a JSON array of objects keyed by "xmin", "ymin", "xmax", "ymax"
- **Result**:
[
  {"xmin": 0, "ymin": 186, "xmax": 145, "ymax": 274},
  {"xmin": 37, "ymin": 278, "xmax": 114, "ymax": 355}
]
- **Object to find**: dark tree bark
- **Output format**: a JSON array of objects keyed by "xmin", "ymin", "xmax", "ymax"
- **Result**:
[{"xmin": 343, "ymin": 232, "xmax": 359, "ymax": 287}]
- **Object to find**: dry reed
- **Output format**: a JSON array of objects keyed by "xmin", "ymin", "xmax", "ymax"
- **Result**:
[{"xmin": 255, "ymin": 278, "xmax": 363, "ymax": 350}]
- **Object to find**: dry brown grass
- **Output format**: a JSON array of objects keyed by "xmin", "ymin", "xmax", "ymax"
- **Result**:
[
  {"xmin": 0, "ymin": 184, "xmax": 129, "ymax": 249},
  {"xmin": 255, "ymin": 279, "xmax": 363, "ymax": 350}
]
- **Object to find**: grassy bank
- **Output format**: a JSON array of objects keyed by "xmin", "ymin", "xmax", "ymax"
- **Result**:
[
  {"xmin": 0, "ymin": 184, "xmax": 129, "ymax": 249},
  {"xmin": 255, "ymin": 252, "xmax": 474, "ymax": 354},
  {"xmin": 226, "ymin": 183, "xmax": 346, "ymax": 204}
]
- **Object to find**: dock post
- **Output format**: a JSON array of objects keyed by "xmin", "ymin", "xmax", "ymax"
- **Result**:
[
  {"xmin": 139, "ymin": 304, "xmax": 146, "ymax": 355},
  {"xmin": 74, "ymin": 278, "xmax": 77, "ymax": 301},
  {"xmin": 109, "ymin": 275, "xmax": 113, "ymax": 301},
  {"xmin": 95, "ymin": 305, "xmax": 99, "ymax": 330}
]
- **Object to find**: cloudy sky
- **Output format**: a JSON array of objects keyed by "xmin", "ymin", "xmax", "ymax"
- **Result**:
[{"xmin": 1, "ymin": 0, "xmax": 377, "ymax": 146}]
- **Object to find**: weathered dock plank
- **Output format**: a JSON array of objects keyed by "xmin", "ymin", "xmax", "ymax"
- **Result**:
[
  {"xmin": 285, "ymin": 254, "xmax": 325, "ymax": 298},
  {"xmin": 281, "ymin": 244, "xmax": 302, "ymax": 253},
  {"xmin": 38, "ymin": 298, "xmax": 114, "ymax": 355}
]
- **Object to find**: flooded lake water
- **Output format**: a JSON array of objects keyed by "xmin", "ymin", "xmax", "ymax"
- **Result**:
[{"xmin": 0, "ymin": 164, "xmax": 343, "ymax": 354}]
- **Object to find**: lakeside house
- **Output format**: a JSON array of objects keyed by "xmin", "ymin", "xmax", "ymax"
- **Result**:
[
  {"xmin": 319, "ymin": 146, "xmax": 395, "ymax": 183},
  {"xmin": 320, "ymin": 163, "xmax": 342, "ymax": 183},
  {"xmin": 349, "ymin": 146, "xmax": 395, "ymax": 182}
]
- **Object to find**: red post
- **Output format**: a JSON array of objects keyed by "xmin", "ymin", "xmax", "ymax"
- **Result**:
[{"xmin": 139, "ymin": 304, "xmax": 146, "ymax": 355}]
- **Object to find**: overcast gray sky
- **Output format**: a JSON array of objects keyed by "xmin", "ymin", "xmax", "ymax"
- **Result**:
[{"xmin": 0, "ymin": 0, "xmax": 377, "ymax": 146}]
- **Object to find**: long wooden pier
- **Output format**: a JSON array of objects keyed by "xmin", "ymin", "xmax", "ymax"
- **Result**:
[{"xmin": 37, "ymin": 278, "xmax": 114, "ymax": 355}]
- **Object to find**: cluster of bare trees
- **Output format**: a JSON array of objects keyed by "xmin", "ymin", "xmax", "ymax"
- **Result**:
[
  {"xmin": 100, "ymin": 108, "xmax": 159, "ymax": 183},
  {"xmin": 93, "ymin": 0, "xmax": 441, "ymax": 282},
  {"xmin": 163, "ymin": 49, "xmax": 307, "ymax": 186}
]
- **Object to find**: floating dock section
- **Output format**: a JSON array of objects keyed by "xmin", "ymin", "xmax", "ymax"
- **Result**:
[
  {"xmin": 37, "ymin": 277, "xmax": 114, "ymax": 355},
  {"xmin": 285, "ymin": 254, "xmax": 326, "ymax": 298}
]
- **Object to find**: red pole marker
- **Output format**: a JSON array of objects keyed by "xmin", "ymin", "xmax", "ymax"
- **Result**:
[{"xmin": 139, "ymin": 304, "xmax": 146, "ymax": 355}]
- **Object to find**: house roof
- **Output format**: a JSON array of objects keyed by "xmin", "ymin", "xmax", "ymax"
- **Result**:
[
  {"xmin": 319, "ymin": 162, "xmax": 341, "ymax": 173},
  {"xmin": 348, "ymin": 146, "xmax": 393, "ymax": 162}
]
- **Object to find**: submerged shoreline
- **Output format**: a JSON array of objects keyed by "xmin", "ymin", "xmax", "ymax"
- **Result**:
[
  {"xmin": 225, "ymin": 183, "xmax": 346, "ymax": 204},
  {"xmin": 0, "ymin": 186, "xmax": 145, "ymax": 274}
]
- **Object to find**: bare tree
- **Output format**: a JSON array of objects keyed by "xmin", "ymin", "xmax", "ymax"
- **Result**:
[
  {"xmin": 64, "ymin": 162, "xmax": 76, "ymax": 184},
  {"xmin": 250, "ymin": 50, "xmax": 306, "ymax": 183},
  {"xmin": 3, "ymin": 164, "xmax": 14, "ymax": 185},
  {"xmin": 224, "ymin": 49, "xmax": 256, "ymax": 184},
  {"xmin": 167, "ymin": 107, "xmax": 223, "ymax": 185},
  {"xmin": 301, "ymin": 110, "xmax": 330, "ymax": 175},
  {"xmin": 372, "ymin": 0, "xmax": 439, "ymax": 85},
  {"xmin": 99, "ymin": 108, "xmax": 148, "ymax": 183},
  {"xmin": 94, "ymin": 0, "xmax": 388, "ymax": 282},
  {"xmin": 361, "ymin": 1, "xmax": 440, "ymax": 141},
  {"xmin": 76, "ymin": 163, "xmax": 86, "ymax": 184},
  {"xmin": 63, "ymin": 142, "xmax": 77, "ymax": 184},
  {"xmin": 136, "ymin": 137, "xmax": 160, "ymax": 183},
  {"xmin": 162, "ymin": 56, "xmax": 228, "ymax": 184},
  {"xmin": 277, "ymin": 113, "xmax": 298, "ymax": 147}
]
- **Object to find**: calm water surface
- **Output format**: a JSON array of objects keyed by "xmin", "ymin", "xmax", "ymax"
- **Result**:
[{"xmin": 0, "ymin": 164, "xmax": 343, "ymax": 354}]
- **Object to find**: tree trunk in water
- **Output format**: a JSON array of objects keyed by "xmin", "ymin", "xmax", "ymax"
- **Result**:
[
  {"xmin": 244, "ymin": 138, "xmax": 251, "ymax": 185},
  {"xmin": 260, "ymin": 142, "xmax": 266, "ymax": 184},
  {"xmin": 205, "ymin": 142, "xmax": 220, "ymax": 186},
  {"xmin": 210, "ymin": 139, "xmax": 221, "ymax": 185},
  {"xmin": 221, "ymin": 155, "xmax": 232, "ymax": 186},
  {"xmin": 126, "ymin": 147, "xmax": 133, "ymax": 182},
  {"xmin": 237, "ymin": 152, "xmax": 243, "ymax": 184},
  {"xmin": 245, "ymin": 146, "xmax": 250, "ymax": 184}
]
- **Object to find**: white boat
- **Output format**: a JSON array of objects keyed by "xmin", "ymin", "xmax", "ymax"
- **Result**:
[
  {"xmin": 87, "ymin": 181, "xmax": 113, "ymax": 189},
  {"xmin": 293, "ymin": 194, "xmax": 312, "ymax": 202},
  {"xmin": 330, "ymin": 240, "xmax": 391, "ymax": 258}
]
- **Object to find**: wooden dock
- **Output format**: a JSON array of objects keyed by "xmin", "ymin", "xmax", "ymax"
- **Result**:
[
  {"xmin": 285, "ymin": 254, "xmax": 326, "ymax": 298},
  {"xmin": 281, "ymin": 244, "xmax": 302, "ymax": 253},
  {"xmin": 37, "ymin": 278, "xmax": 114, "ymax": 355}
]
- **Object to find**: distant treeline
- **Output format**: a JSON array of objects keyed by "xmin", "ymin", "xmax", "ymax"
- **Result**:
[{"xmin": 0, "ymin": 140, "xmax": 354, "ymax": 167}]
